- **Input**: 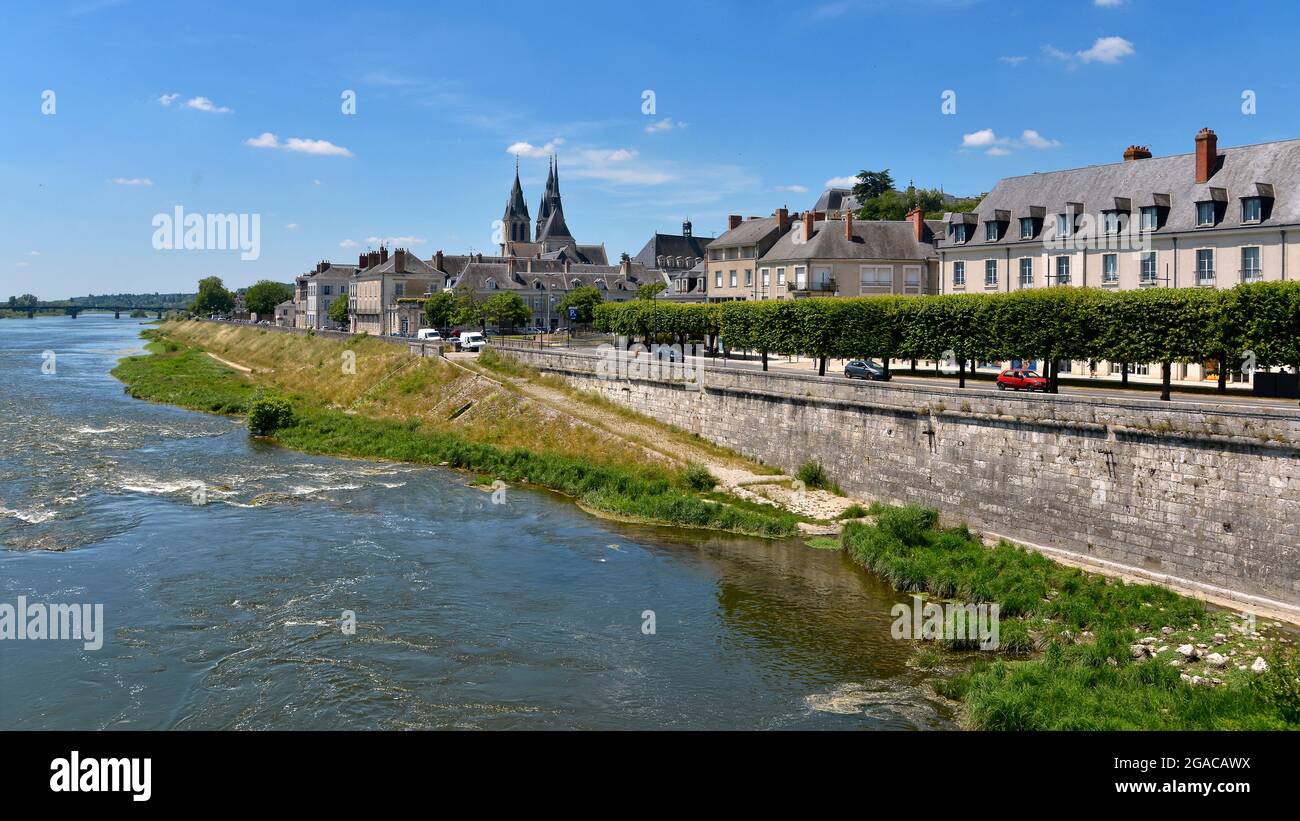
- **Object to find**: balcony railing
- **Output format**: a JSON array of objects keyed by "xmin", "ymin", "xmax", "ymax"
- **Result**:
[
  {"xmin": 1240, "ymin": 268, "xmax": 1263, "ymax": 283},
  {"xmin": 1196, "ymin": 269, "xmax": 1215, "ymax": 286},
  {"xmin": 787, "ymin": 278, "xmax": 836, "ymax": 292}
]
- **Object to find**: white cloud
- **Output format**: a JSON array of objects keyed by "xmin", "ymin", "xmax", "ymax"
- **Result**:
[
  {"xmin": 644, "ymin": 117, "xmax": 686, "ymax": 134},
  {"xmin": 824, "ymin": 175, "xmax": 859, "ymax": 188},
  {"xmin": 1020, "ymin": 129, "xmax": 1061, "ymax": 149},
  {"xmin": 1045, "ymin": 36, "xmax": 1134, "ymax": 65},
  {"xmin": 111, "ymin": 177, "xmax": 153, "ymax": 186},
  {"xmin": 339, "ymin": 239, "xmax": 358, "ymax": 248},
  {"xmin": 563, "ymin": 148, "xmax": 674, "ymax": 185},
  {"xmin": 775, "ymin": 184, "xmax": 809, "ymax": 193},
  {"xmin": 313, "ymin": 179, "xmax": 322, "ymax": 186},
  {"xmin": 961, "ymin": 128, "xmax": 1061, "ymax": 156},
  {"xmin": 158, "ymin": 93, "xmax": 181, "ymax": 106},
  {"xmin": 506, "ymin": 138, "xmax": 565, "ymax": 158},
  {"xmin": 998, "ymin": 55, "xmax": 1027, "ymax": 66},
  {"xmin": 285, "ymin": 223, "xmax": 299, "ymax": 230},
  {"xmin": 184, "ymin": 96, "xmax": 231, "ymax": 113},
  {"xmin": 245, "ymin": 133, "xmax": 353, "ymax": 157},
  {"xmin": 1094, "ymin": 0, "xmax": 1124, "ymax": 6},
  {"xmin": 366, "ymin": 235, "xmax": 427, "ymax": 246}
]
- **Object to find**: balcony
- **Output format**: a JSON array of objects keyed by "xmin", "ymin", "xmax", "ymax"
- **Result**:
[
  {"xmin": 1195, "ymin": 270, "xmax": 1216, "ymax": 287},
  {"xmin": 1240, "ymin": 268, "xmax": 1263, "ymax": 283},
  {"xmin": 787, "ymin": 278, "xmax": 836, "ymax": 293}
]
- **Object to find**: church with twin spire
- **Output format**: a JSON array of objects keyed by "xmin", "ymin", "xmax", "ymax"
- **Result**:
[{"xmin": 500, "ymin": 156, "xmax": 608, "ymax": 265}]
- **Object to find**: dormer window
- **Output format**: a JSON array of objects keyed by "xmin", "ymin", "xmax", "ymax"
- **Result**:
[
  {"xmin": 952, "ymin": 223, "xmax": 969, "ymax": 243},
  {"xmin": 984, "ymin": 221, "xmax": 999, "ymax": 241},
  {"xmin": 1019, "ymin": 217, "xmax": 1036, "ymax": 239},
  {"xmin": 1196, "ymin": 201, "xmax": 1217, "ymax": 227},
  {"xmin": 1056, "ymin": 214, "xmax": 1071, "ymax": 236},
  {"xmin": 1103, "ymin": 211, "xmax": 1122, "ymax": 233},
  {"xmin": 1242, "ymin": 196, "xmax": 1263, "ymax": 223},
  {"xmin": 1140, "ymin": 206, "xmax": 1159, "ymax": 231}
]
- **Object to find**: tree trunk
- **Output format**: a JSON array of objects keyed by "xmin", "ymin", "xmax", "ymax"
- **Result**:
[
  {"xmin": 818, "ymin": 354, "xmax": 827, "ymax": 377},
  {"xmin": 910, "ymin": 359, "xmax": 917, "ymax": 374},
  {"xmin": 1121, "ymin": 363, "xmax": 1128, "ymax": 387},
  {"xmin": 1160, "ymin": 361, "xmax": 1172, "ymax": 401},
  {"xmin": 958, "ymin": 357, "xmax": 966, "ymax": 389},
  {"xmin": 1049, "ymin": 360, "xmax": 1059, "ymax": 394},
  {"xmin": 882, "ymin": 359, "xmax": 891, "ymax": 380},
  {"xmin": 761, "ymin": 349, "xmax": 768, "ymax": 371},
  {"xmin": 1217, "ymin": 352, "xmax": 1228, "ymax": 394}
]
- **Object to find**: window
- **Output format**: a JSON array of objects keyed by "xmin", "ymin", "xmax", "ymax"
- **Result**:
[
  {"xmin": 725, "ymin": 247, "xmax": 738, "ymax": 260},
  {"xmin": 985, "ymin": 222, "xmax": 999, "ymax": 241},
  {"xmin": 741, "ymin": 247, "xmax": 754, "ymax": 259},
  {"xmin": 985, "ymin": 259, "xmax": 998, "ymax": 287},
  {"xmin": 1019, "ymin": 217, "xmax": 1035, "ymax": 240},
  {"xmin": 1241, "ymin": 247, "xmax": 1261, "ymax": 282},
  {"xmin": 744, "ymin": 269, "xmax": 752, "ymax": 286},
  {"xmin": 729, "ymin": 270, "xmax": 737, "ymax": 287},
  {"xmin": 952, "ymin": 224, "xmax": 968, "ymax": 242},
  {"xmin": 1019, "ymin": 257, "xmax": 1033, "ymax": 288},
  {"xmin": 715, "ymin": 270, "xmax": 722, "ymax": 288},
  {"xmin": 776, "ymin": 267, "xmax": 786, "ymax": 285},
  {"xmin": 1102, "ymin": 253, "xmax": 1118, "ymax": 283},
  {"xmin": 322, "ymin": 285, "xmax": 332, "ymax": 295},
  {"xmin": 1103, "ymin": 211, "xmax": 1121, "ymax": 233},
  {"xmin": 904, "ymin": 266, "xmax": 922, "ymax": 294},
  {"xmin": 1140, "ymin": 207, "xmax": 1158, "ymax": 231},
  {"xmin": 1196, "ymin": 249, "xmax": 1214, "ymax": 285},
  {"xmin": 394, "ymin": 283, "xmax": 405, "ymax": 297},
  {"xmin": 860, "ymin": 266, "xmax": 891, "ymax": 287},
  {"xmin": 1141, "ymin": 251, "xmax": 1157, "ymax": 284},
  {"xmin": 953, "ymin": 260, "xmax": 966, "ymax": 287},
  {"xmin": 1056, "ymin": 214, "xmax": 1070, "ymax": 236},
  {"xmin": 709, "ymin": 249, "xmax": 721, "ymax": 261},
  {"xmin": 761, "ymin": 268, "xmax": 770, "ymax": 287},
  {"xmin": 1196, "ymin": 201, "xmax": 1216, "ymax": 226},
  {"xmin": 1054, "ymin": 255, "xmax": 1071, "ymax": 285},
  {"xmin": 1242, "ymin": 197, "xmax": 1262, "ymax": 222}
]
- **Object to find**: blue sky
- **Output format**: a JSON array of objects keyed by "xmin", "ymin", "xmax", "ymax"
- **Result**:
[{"xmin": 3, "ymin": 0, "xmax": 1299, "ymax": 298}]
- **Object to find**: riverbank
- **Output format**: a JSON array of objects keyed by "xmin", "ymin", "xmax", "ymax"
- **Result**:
[
  {"xmin": 112, "ymin": 322, "xmax": 806, "ymax": 538},
  {"xmin": 843, "ymin": 506, "xmax": 1300, "ymax": 729}
]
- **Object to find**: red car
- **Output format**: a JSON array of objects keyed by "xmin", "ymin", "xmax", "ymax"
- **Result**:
[{"xmin": 997, "ymin": 368, "xmax": 1049, "ymax": 392}]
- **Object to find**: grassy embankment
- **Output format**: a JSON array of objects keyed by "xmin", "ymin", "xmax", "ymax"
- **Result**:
[
  {"xmin": 112, "ymin": 322, "xmax": 797, "ymax": 537},
  {"xmin": 843, "ymin": 505, "xmax": 1300, "ymax": 730}
]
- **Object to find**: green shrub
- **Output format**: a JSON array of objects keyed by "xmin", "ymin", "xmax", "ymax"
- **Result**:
[
  {"xmin": 247, "ymin": 394, "xmax": 294, "ymax": 435},
  {"xmin": 837, "ymin": 503, "xmax": 868, "ymax": 520},
  {"xmin": 1249, "ymin": 650, "xmax": 1300, "ymax": 724},
  {"xmin": 682, "ymin": 463, "xmax": 716, "ymax": 491},
  {"xmin": 796, "ymin": 460, "xmax": 831, "ymax": 490}
]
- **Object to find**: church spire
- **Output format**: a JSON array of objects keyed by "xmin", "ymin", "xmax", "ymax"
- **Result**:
[{"xmin": 536, "ymin": 154, "xmax": 557, "ymax": 241}]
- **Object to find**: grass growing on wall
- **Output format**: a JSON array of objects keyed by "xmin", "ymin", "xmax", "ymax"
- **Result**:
[
  {"xmin": 112, "ymin": 324, "xmax": 798, "ymax": 539},
  {"xmin": 842, "ymin": 506, "xmax": 1300, "ymax": 730}
]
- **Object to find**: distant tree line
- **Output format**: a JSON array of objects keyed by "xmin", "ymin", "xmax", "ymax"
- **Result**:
[{"xmin": 850, "ymin": 168, "xmax": 982, "ymax": 221}]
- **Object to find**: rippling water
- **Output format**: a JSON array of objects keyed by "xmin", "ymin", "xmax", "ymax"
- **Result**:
[{"xmin": 0, "ymin": 316, "xmax": 954, "ymax": 729}]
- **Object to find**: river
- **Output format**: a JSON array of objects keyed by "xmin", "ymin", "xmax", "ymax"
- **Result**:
[{"xmin": 0, "ymin": 316, "xmax": 954, "ymax": 729}]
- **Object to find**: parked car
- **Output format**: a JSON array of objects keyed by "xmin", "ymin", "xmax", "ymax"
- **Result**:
[
  {"xmin": 997, "ymin": 368, "xmax": 1049, "ymax": 391},
  {"xmin": 416, "ymin": 328, "xmax": 442, "ymax": 341},
  {"xmin": 458, "ymin": 331, "xmax": 487, "ymax": 352},
  {"xmin": 844, "ymin": 359, "xmax": 890, "ymax": 381}
]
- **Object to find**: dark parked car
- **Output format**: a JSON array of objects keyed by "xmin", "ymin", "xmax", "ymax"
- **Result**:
[
  {"xmin": 996, "ymin": 369, "xmax": 1049, "ymax": 391},
  {"xmin": 844, "ymin": 360, "xmax": 890, "ymax": 381}
]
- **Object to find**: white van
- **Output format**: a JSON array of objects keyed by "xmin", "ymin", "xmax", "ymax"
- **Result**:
[
  {"xmin": 416, "ymin": 328, "xmax": 442, "ymax": 341},
  {"xmin": 458, "ymin": 331, "xmax": 487, "ymax": 352}
]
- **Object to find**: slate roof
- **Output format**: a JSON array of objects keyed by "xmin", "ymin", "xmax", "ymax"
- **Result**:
[
  {"xmin": 710, "ymin": 216, "xmax": 782, "ymax": 247},
  {"xmin": 942, "ymin": 137, "xmax": 1300, "ymax": 249},
  {"xmin": 812, "ymin": 188, "xmax": 860, "ymax": 213},
  {"xmin": 633, "ymin": 231, "xmax": 713, "ymax": 269},
  {"xmin": 503, "ymin": 165, "xmax": 530, "ymax": 222},
  {"xmin": 449, "ymin": 260, "xmax": 644, "ymax": 295},
  {"xmin": 761, "ymin": 219, "xmax": 942, "ymax": 263}
]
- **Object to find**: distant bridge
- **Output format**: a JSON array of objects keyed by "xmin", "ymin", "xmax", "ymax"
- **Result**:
[{"xmin": 6, "ymin": 303, "xmax": 174, "ymax": 319}]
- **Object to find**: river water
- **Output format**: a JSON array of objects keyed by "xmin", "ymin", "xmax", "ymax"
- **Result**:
[{"xmin": 0, "ymin": 316, "xmax": 954, "ymax": 730}]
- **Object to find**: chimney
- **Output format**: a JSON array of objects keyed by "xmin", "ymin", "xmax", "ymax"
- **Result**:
[
  {"xmin": 394, "ymin": 248, "xmax": 407, "ymax": 273},
  {"xmin": 682, "ymin": 220, "xmax": 692, "ymax": 238},
  {"xmin": 435, "ymin": 250, "xmax": 444, "ymax": 272},
  {"xmin": 775, "ymin": 207, "xmax": 790, "ymax": 235},
  {"xmin": 620, "ymin": 256, "xmax": 632, "ymax": 276},
  {"xmin": 1123, "ymin": 144, "xmax": 1152, "ymax": 161},
  {"xmin": 906, "ymin": 207, "xmax": 926, "ymax": 242},
  {"xmin": 844, "ymin": 210, "xmax": 854, "ymax": 241},
  {"xmin": 380, "ymin": 245, "xmax": 389, "ymax": 263},
  {"xmin": 814, "ymin": 211, "xmax": 826, "ymax": 222},
  {"xmin": 728, "ymin": 214, "xmax": 743, "ymax": 230},
  {"xmin": 1195, "ymin": 128, "xmax": 1218, "ymax": 184},
  {"xmin": 358, "ymin": 252, "xmax": 367, "ymax": 268},
  {"xmin": 802, "ymin": 211, "xmax": 815, "ymax": 240}
]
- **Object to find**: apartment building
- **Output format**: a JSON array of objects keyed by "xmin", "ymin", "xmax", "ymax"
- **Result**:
[
  {"xmin": 936, "ymin": 128, "xmax": 1299, "ymax": 383},
  {"xmin": 633, "ymin": 220, "xmax": 712, "ymax": 302},
  {"xmin": 760, "ymin": 208, "xmax": 941, "ymax": 298},
  {"xmin": 447, "ymin": 255, "xmax": 647, "ymax": 330},
  {"xmin": 348, "ymin": 247, "xmax": 446, "ymax": 336},
  {"xmin": 296, "ymin": 260, "xmax": 357, "ymax": 330},
  {"xmin": 705, "ymin": 213, "xmax": 788, "ymax": 301}
]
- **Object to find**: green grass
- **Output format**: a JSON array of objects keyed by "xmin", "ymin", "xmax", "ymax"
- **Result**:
[
  {"xmin": 843, "ymin": 505, "xmax": 1300, "ymax": 730},
  {"xmin": 113, "ymin": 330, "xmax": 796, "ymax": 539}
]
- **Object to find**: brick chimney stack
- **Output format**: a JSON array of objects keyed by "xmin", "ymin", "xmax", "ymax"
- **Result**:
[
  {"xmin": 906, "ymin": 207, "xmax": 925, "ymax": 242},
  {"xmin": 1124, "ymin": 144, "xmax": 1152, "ymax": 161},
  {"xmin": 380, "ymin": 245, "xmax": 389, "ymax": 263},
  {"xmin": 393, "ymin": 248, "xmax": 407, "ymax": 273},
  {"xmin": 727, "ymin": 214, "xmax": 743, "ymax": 230},
  {"xmin": 435, "ymin": 250, "xmax": 444, "ymax": 272},
  {"xmin": 802, "ymin": 211, "xmax": 815, "ymax": 240},
  {"xmin": 358, "ymin": 252, "xmax": 367, "ymax": 268},
  {"xmin": 775, "ymin": 207, "xmax": 790, "ymax": 235},
  {"xmin": 844, "ymin": 210, "xmax": 854, "ymax": 241},
  {"xmin": 1195, "ymin": 128, "xmax": 1218, "ymax": 184}
]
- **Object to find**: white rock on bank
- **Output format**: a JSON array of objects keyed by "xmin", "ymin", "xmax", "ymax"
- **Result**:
[{"xmin": 1252, "ymin": 656, "xmax": 1269, "ymax": 674}]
